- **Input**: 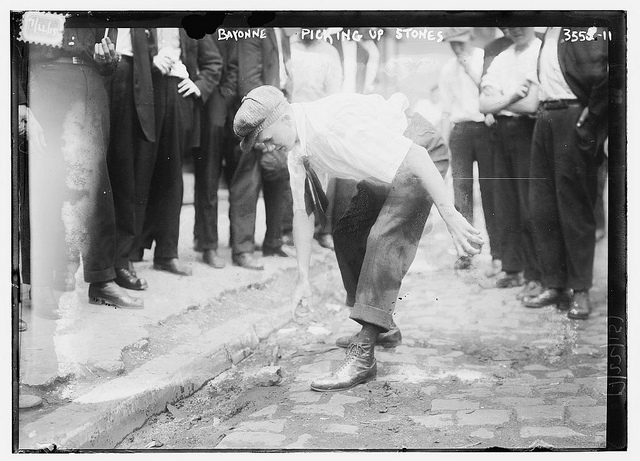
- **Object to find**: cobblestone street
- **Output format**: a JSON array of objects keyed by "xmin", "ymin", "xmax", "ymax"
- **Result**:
[{"xmin": 116, "ymin": 213, "xmax": 610, "ymax": 451}]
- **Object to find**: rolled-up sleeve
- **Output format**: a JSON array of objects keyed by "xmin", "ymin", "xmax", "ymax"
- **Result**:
[{"xmin": 287, "ymin": 150, "xmax": 307, "ymax": 213}]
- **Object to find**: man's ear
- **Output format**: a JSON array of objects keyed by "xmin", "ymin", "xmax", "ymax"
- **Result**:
[{"xmin": 282, "ymin": 114, "xmax": 294, "ymax": 126}]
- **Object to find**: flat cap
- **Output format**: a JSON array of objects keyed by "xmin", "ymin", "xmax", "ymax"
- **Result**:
[
  {"xmin": 442, "ymin": 27, "xmax": 473, "ymax": 42},
  {"xmin": 234, "ymin": 85, "xmax": 288, "ymax": 154}
]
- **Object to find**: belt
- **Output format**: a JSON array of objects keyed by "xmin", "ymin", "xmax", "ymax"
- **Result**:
[
  {"xmin": 53, "ymin": 56, "xmax": 93, "ymax": 66},
  {"xmin": 540, "ymin": 99, "xmax": 581, "ymax": 110},
  {"xmin": 495, "ymin": 114, "xmax": 536, "ymax": 122}
]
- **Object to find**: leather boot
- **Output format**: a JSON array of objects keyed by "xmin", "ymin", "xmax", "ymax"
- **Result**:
[
  {"xmin": 516, "ymin": 280, "xmax": 543, "ymax": 301},
  {"xmin": 115, "ymin": 267, "xmax": 148, "ymax": 291},
  {"xmin": 568, "ymin": 291, "xmax": 591, "ymax": 319},
  {"xmin": 203, "ymin": 249, "xmax": 226, "ymax": 269},
  {"xmin": 310, "ymin": 342, "xmax": 377, "ymax": 392},
  {"xmin": 89, "ymin": 281, "xmax": 144, "ymax": 309},
  {"xmin": 523, "ymin": 287, "xmax": 573, "ymax": 309},
  {"xmin": 495, "ymin": 271, "xmax": 525, "ymax": 288},
  {"xmin": 153, "ymin": 258, "xmax": 193, "ymax": 276},
  {"xmin": 335, "ymin": 327, "xmax": 402, "ymax": 348}
]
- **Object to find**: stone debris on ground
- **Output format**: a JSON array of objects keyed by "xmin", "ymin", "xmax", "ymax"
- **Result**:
[{"xmin": 114, "ymin": 216, "xmax": 610, "ymax": 451}]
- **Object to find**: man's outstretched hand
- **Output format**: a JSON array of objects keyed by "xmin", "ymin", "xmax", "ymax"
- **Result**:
[
  {"xmin": 291, "ymin": 277, "xmax": 314, "ymax": 323},
  {"xmin": 442, "ymin": 208, "xmax": 484, "ymax": 257}
]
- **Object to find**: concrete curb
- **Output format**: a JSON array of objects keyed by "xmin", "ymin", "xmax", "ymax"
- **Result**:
[{"xmin": 19, "ymin": 254, "xmax": 337, "ymax": 450}]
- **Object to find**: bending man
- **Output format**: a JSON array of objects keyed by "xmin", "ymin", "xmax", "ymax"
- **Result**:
[{"xmin": 234, "ymin": 85, "xmax": 483, "ymax": 392}]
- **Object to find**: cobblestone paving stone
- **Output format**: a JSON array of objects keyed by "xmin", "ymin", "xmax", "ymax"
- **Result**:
[{"xmin": 117, "ymin": 219, "xmax": 610, "ymax": 451}]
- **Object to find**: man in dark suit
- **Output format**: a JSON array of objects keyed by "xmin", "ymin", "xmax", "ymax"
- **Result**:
[
  {"xmin": 193, "ymin": 38, "xmax": 239, "ymax": 269},
  {"xmin": 105, "ymin": 28, "xmax": 156, "ymax": 290},
  {"xmin": 20, "ymin": 25, "xmax": 143, "ymax": 311},
  {"xmin": 524, "ymin": 27, "xmax": 608, "ymax": 320},
  {"xmin": 230, "ymin": 28, "xmax": 291, "ymax": 270},
  {"xmin": 141, "ymin": 28, "xmax": 222, "ymax": 276}
]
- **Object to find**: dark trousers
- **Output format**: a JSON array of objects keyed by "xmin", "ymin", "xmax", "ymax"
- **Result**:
[
  {"xmin": 193, "ymin": 121, "xmax": 239, "ymax": 251},
  {"xmin": 106, "ymin": 57, "xmax": 156, "ymax": 268},
  {"xmin": 282, "ymin": 177, "xmax": 358, "ymax": 237},
  {"xmin": 28, "ymin": 62, "xmax": 116, "ymax": 285},
  {"xmin": 229, "ymin": 147, "xmax": 287, "ymax": 255},
  {"xmin": 143, "ymin": 75, "xmax": 193, "ymax": 260},
  {"xmin": 449, "ymin": 121, "xmax": 501, "ymax": 260},
  {"xmin": 333, "ymin": 149, "xmax": 438, "ymax": 332},
  {"xmin": 493, "ymin": 116, "xmax": 540, "ymax": 281},
  {"xmin": 530, "ymin": 105, "xmax": 599, "ymax": 290}
]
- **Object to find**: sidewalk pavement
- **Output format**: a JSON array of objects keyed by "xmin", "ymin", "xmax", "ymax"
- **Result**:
[
  {"xmin": 16, "ymin": 172, "xmax": 613, "ymax": 451},
  {"xmin": 115, "ymin": 203, "xmax": 612, "ymax": 451},
  {"xmin": 16, "ymin": 174, "xmax": 337, "ymax": 450}
]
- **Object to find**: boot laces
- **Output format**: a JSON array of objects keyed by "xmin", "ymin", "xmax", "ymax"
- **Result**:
[
  {"xmin": 330, "ymin": 343, "xmax": 367, "ymax": 374},
  {"xmin": 346, "ymin": 342, "xmax": 366, "ymax": 358}
]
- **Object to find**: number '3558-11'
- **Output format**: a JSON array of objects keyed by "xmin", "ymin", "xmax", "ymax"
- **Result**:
[{"xmin": 563, "ymin": 28, "xmax": 612, "ymax": 42}]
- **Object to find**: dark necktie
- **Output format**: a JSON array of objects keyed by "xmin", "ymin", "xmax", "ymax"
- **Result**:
[{"xmin": 302, "ymin": 157, "xmax": 329, "ymax": 228}]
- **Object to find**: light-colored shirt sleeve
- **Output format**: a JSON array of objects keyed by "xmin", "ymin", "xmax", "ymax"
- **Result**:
[
  {"xmin": 481, "ymin": 51, "xmax": 506, "ymax": 93},
  {"xmin": 287, "ymin": 148, "xmax": 308, "ymax": 213}
]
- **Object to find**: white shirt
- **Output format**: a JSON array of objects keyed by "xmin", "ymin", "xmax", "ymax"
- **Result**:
[
  {"xmin": 289, "ymin": 40, "xmax": 343, "ymax": 103},
  {"xmin": 439, "ymin": 47, "xmax": 485, "ymax": 123},
  {"xmin": 115, "ymin": 28, "xmax": 133, "ymax": 57},
  {"xmin": 274, "ymin": 28, "xmax": 288, "ymax": 90},
  {"xmin": 482, "ymin": 37, "xmax": 542, "ymax": 116},
  {"xmin": 287, "ymin": 93, "xmax": 414, "ymax": 212},
  {"xmin": 538, "ymin": 27, "xmax": 576, "ymax": 101},
  {"xmin": 156, "ymin": 28, "xmax": 189, "ymax": 79}
]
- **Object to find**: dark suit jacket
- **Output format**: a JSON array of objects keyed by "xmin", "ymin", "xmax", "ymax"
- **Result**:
[
  {"xmin": 208, "ymin": 38, "xmax": 239, "ymax": 128},
  {"xmin": 556, "ymin": 27, "xmax": 609, "ymax": 156},
  {"xmin": 238, "ymin": 28, "xmax": 291, "ymax": 98},
  {"xmin": 149, "ymin": 30, "xmax": 223, "ymax": 149},
  {"xmin": 110, "ymin": 28, "xmax": 156, "ymax": 142},
  {"xmin": 557, "ymin": 28, "xmax": 609, "ymax": 123},
  {"xmin": 179, "ymin": 30, "xmax": 223, "ymax": 105}
]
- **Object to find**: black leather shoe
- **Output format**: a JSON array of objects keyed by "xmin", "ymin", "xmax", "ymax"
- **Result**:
[
  {"xmin": 454, "ymin": 255, "xmax": 473, "ymax": 271},
  {"xmin": 310, "ymin": 342, "xmax": 377, "ymax": 392},
  {"xmin": 316, "ymin": 234, "xmax": 334, "ymax": 250},
  {"xmin": 203, "ymin": 249, "xmax": 226, "ymax": 269},
  {"xmin": 263, "ymin": 246, "xmax": 288, "ymax": 258},
  {"xmin": 495, "ymin": 271, "xmax": 525, "ymax": 288},
  {"xmin": 232, "ymin": 253, "xmax": 264, "ymax": 270},
  {"xmin": 115, "ymin": 267, "xmax": 148, "ymax": 291},
  {"xmin": 153, "ymin": 258, "xmax": 193, "ymax": 276},
  {"xmin": 336, "ymin": 327, "xmax": 402, "ymax": 349},
  {"xmin": 523, "ymin": 288, "xmax": 573, "ymax": 309},
  {"xmin": 89, "ymin": 281, "xmax": 144, "ymax": 309},
  {"xmin": 568, "ymin": 291, "xmax": 591, "ymax": 320},
  {"xmin": 516, "ymin": 280, "xmax": 543, "ymax": 301}
]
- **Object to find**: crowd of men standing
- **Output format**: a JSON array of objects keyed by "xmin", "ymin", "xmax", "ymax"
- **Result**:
[
  {"xmin": 16, "ymin": 21, "xmax": 380, "ymax": 326},
  {"xmin": 15, "ymin": 22, "xmax": 608, "ymax": 329},
  {"xmin": 438, "ymin": 26, "xmax": 608, "ymax": 320}
]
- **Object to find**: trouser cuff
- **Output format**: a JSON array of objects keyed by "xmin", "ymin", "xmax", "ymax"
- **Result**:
[
  {"xmin": 350, "ymin": 302, "xmax": 393, "ymax": 333},
  {"xmin": 84, "ymin": 267, "xmax": 116, "ymax": 284}
]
